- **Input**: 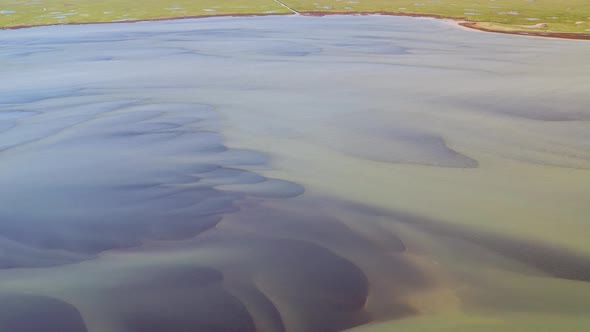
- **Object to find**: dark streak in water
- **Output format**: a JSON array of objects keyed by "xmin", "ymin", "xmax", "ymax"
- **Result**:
[
  {"xmin": 108, "ymin": 266, "xmax": 257, "ymax": 332},
  {"xmin": 0, "ymin": 100, "xmax": 304, "ymax": 268},
  {"xmin": 372, "ymin": 207, "xmax": 590, "ymax": 282},
  {"xmin": 322, "ymin": 111, "xmax": 479, "ymax": 168},
  {"xmin": 0, "ymin": 293, "xmax": 88, "ymax": 332}
]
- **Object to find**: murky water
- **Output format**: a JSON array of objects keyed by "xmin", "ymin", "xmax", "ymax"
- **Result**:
[{"xmin": 0, "ymin": 15, "xmax": 589, "ymax": 332}]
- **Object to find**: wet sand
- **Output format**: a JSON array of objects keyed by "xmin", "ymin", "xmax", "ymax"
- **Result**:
[{"xmin": 0, "ymin": 15, "xmax": 589, "ymax": 332}]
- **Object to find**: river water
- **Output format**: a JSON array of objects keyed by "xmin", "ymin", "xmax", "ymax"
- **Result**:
[{"xmin": 0, "ymin": 15, "xmax": 589, "ymax": 332}]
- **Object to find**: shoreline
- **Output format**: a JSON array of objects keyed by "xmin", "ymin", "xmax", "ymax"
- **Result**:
[
  {"xmin": 0, "ymin": 12, "xmax": 291, "ymax": 30},
  {"xmin": 1, "ymin": 11, "xmax": 589, "ymax": 40},
  {"xmin": 458, "ymin": 21, "xmax": 590, "ymax": 40},
  {"xmin": 300, "ymin": 11, "xmax": 590, "ymax": 40}
]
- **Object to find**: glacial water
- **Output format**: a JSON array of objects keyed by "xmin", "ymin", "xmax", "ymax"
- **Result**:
[{"xmin": 0, "ymin": 15, "xmax": 589, "ymax": 332}]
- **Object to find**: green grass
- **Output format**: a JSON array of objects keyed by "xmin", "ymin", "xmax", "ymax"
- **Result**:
[
  {"xmin": 0, "ymin": 0, "xmax": 290, "ymax": 27},
  {"xmin": 1, "ymin": 0, "xmax": 589, "ymax": 33},
  {"xmin": 289, "ymin": 0, "xmax": 590, "ymax": 33},
  {"xmin": 0, "ymin": 0, "xmax": 589, "ymax": 34}
]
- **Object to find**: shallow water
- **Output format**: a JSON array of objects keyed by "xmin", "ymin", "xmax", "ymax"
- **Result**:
[{"xmin": 0, "ymin": 15, "xmax": 589, "ymax": 331}]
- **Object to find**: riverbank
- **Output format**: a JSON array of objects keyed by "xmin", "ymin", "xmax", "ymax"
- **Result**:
[
  {"xmin": 459, "ymin": 21, "xmax": 590, "ymax": 40},
  {"xmin": 300, "ymin": 11, "xmax": 590, "ymax": 40},
  {"xmin": 0, "ymin": 12, "xmax": 291, "ymax": 30},
  {"xmin": 2, "ymin": 0, "xmax": 589, "ymax": 39},
  {"xmin": 2, "ymin": 10, "xmax": 589, "ymax": 40}
]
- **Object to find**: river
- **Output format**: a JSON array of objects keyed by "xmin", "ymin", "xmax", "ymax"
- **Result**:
[{"xmin": 0, "ymin": 15, "xmax": 589, "ymax": 332}]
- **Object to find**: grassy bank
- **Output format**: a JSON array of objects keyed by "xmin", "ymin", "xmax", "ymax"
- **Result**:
[
  {"xmin": 290, "ymin": 0, "xmax": 590, "ymax": 33},
  {"xmin": 0, "ymin": 0, "xmax": 290, "ymax": 27},
  {"xmin": 1, "ymin": 0, "xmax": 589, "ymax": 36}
]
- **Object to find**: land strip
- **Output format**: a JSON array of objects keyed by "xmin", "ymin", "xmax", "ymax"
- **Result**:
[
  {"xmin": 1, "ymin": 0, "xmax": 589, "ymax": 39},
  {"xmin": 273, "ymin": 0, "xmax": 300, "ymax": 14}
]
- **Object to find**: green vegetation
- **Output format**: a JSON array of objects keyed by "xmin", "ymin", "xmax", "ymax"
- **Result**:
[
  {"xmin": 0, "ymin": 0, "xmax": 290, "ymax": 27},
  {"xmin": 0, "ymin": 0, "xmax": 588, "ymax": 34},
  {"xmin": 289, "ymin": 0, "xmax": 590, "ymax": 33},
  {"xmin": 1, "ymin": 0, "xmax": 589, "ymax": 34}
]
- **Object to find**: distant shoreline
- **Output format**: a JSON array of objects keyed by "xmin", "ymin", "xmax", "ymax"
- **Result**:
[
  {"xmin": 457, "ymin": 21, "xmax": 590, "ymax": 40},
  {"xmin": 2, "ymin": 11, "xmax": 589, "ymax": 41},
  {"xmin": 0, "ymin": 12, "xmax": 290, "ymax": 30},
  {"xmin": 302, "ymin": 11, "xmax": 590, "ymax": 40}
]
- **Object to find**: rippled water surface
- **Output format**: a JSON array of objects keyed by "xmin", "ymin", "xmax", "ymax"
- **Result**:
[{"xmin": 1, "ymin": 15, "xmax": 589, "ymax": 332}]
